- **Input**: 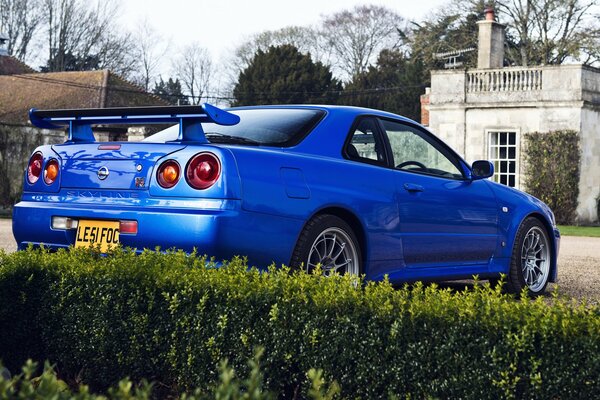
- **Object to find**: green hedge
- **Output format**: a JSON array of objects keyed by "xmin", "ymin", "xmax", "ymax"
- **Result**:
[
  {"xmin": 523, "ymin": 130, "xmax": 580, "ymax": 224},
  {"xmin": 0, "ymin": 355, "xmax": 339, "ymax": 399},
  {"xmin": 1, "ymin": 248, "xmax": 599, "ymax": 399}
]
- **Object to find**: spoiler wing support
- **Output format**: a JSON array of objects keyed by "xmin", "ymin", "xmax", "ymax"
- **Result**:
[{"xmin": 29, "ymin": 103, "xmax": 240, "ymax": 143}]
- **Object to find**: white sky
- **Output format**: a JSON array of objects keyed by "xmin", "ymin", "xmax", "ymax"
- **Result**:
[{"xmin": 121, "ymin": 0, "xmax": 448, "ymax": 66}]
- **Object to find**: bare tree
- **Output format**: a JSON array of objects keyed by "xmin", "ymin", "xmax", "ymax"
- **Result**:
[
  {"xmin": 0, "ymin": 0, "xmax": 42, "ymax": 60},
  {"xmin": 96, "ymin": 30, "xmax": 137, "ymax": 80},
  {"xmin": 40, "ymin": 0, "xmax": 136, "ymax": 73},
  {"xmin": 131, "ymin": 20, "xmax": 169, "ymax": 91},
  {"xmin": 172, "ymin": 43, "xmax": 213, "ymax": 105},
  {"xmin": 320, "ymin": 5, "xmax": 408, "ymax": 80},
  {"xmin": 454, "ymin": 0, "xmax": 600, "ymax": 65},
  {"xmin": 234, "ymin": 26, "xmax": 327, "ymax": 67}
]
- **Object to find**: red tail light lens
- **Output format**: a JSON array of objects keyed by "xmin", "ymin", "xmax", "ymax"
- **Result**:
[
  {"xmin": 27, "ymin": 152, "xmax": 43, "ymax": 184},
  {"xmin": 186, "ymin": 152, "xmax": 220, "ymax": 190},
  {"xmin": 157, "ymin": 160, "xmax": 180, "ymax": 188},
  {"xmin": 44, "ymin": 159, "xmax": 59, "ymax": 185},
  {"xmin": 119, "ymin": 220, "xmax": 138, "ymax": 234}
]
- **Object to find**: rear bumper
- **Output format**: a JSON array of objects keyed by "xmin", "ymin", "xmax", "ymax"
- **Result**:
[
  {"xmin": 12, "ymin": 199, "xmax": 236, "ymax": 255},
  {"xmin": 12, "ymin": 197, "xmax": 304, "ymax": 268}
]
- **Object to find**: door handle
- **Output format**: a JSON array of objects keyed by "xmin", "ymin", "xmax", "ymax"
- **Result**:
[{"xmin": 403, "ymin": 183, "xmax": 424, "ymax": 192}]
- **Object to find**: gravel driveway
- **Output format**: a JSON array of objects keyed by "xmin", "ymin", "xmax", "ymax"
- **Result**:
[{"xmin": 1, "ymin": 218, "xmax": 598, "ymax": 301}]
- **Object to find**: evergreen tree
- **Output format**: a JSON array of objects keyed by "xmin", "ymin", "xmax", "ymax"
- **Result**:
[
  {"xmin": 152, "ymin": 77, "xmax": 189, "ymax": 105},
  {"xmin": 340, "ymin": 50, "xmax": 426, "ymax": 122},
  {"xmin": 232, "ymin": 45, "xmax": 341, "ymax": 106}
]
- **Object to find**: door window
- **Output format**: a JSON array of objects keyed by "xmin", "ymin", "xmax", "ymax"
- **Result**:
[{"xmin": 381, "ymin": 119, "xmax": 464, "ymax": 179}]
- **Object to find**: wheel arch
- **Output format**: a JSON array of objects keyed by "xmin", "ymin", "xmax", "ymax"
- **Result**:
[
  {"xmin": 523, "ymin": 212, "xmax": 558, "ymax": 283},
  {"xmin": 299, "ymin": 206, "xmax": 368, "ymax": 272}
]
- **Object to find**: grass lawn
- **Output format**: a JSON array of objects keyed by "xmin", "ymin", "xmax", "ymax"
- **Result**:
[{"xmin": 557, "ymin": 225, "xmax": 600, "ymax": 237}]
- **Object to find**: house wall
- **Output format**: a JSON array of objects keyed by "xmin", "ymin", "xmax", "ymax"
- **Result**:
[{"xmin": 580, "ymin": 106, "xmax": 600, "ymax": 222}]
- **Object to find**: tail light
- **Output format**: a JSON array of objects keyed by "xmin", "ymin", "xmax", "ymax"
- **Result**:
[
  {"xmin": 186, "ymin": 152, "xmax": 220, "ymax": 190},
  {"xmin": 27, "ymin": 152, "xmax": 43, "ymax": 184},
  {"xmin": 157, "ymin": 160, "xmax": 180, "ymax": 188},
  {"xmin": 44, "ymin": 159, "xmax": 59, "ymax": 185}
]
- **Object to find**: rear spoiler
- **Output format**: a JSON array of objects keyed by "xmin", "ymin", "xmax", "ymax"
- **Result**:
[{"xmin": 28, "ymin": 103, "xmax": 240, "ymax": 143}]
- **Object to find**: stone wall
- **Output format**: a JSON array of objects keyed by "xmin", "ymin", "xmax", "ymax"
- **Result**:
[{"xmin": 579, "ymin": 106, "xmax": 600, "ymax": 222}]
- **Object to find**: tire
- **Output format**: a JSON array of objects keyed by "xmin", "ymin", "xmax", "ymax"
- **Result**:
[
  {"xmin": 290, "ymin": 214, "xmax": 362, "ymax": 275},
  {"xmin": 506, "ymin": 217, "xmax": 552, "ymax": 295}
]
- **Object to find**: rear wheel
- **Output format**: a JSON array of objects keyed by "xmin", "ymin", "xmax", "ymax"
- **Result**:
[
  {"xmin": 506, "ymin": 217, "xmax": 552, "ymax": 295},
  {"xmin": 291, "ymin": 214, "xmax": 361, "ymax": 275}
]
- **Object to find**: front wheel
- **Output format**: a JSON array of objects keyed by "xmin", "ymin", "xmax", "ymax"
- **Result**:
[
  {"xmin": 290, "ymin": 214, "xmax": 362, "ymax": 276},
  {"xmin": 506, "ymin": 217, "xmax": 552, "ymax": 295}
]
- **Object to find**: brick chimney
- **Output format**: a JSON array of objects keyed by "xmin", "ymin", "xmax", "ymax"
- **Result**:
[
  {"xmin": 476, "ymin": 7, "xmax": 505, "ymax": 68},
  {"xmin": 420, "ymin": 88, "xmax": 430, "ymax": 126}
]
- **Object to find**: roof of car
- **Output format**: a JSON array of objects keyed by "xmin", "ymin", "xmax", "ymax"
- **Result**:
[{"xmin": 227, "ymin": 104, "xmax": 417, "ymax": 124}]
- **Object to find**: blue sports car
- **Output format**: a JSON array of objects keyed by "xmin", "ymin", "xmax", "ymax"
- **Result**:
[{"xmin": 13, "ymin": 104, "xmax": 559, "ymax": 295}]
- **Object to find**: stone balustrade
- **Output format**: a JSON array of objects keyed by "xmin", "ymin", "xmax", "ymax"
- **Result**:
[{"xmin": 467, "ymin": 67, "xmax": 543, "ymax": 92}]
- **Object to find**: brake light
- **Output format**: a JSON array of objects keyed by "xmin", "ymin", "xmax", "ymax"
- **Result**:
[
  {"xmin": 27, "ymin": 152, "xmax": 43, "ymax": 184},
  {"xmin": 186, "ymin": 152, "xmax": 220, "ymax": 190},
  {"xmin": 44, "ymin": 159, "xmax": 59, "ymax": 185},
  {"xmin": 157, "ymin": 160, "xmax": 180, "ymax": 188}
]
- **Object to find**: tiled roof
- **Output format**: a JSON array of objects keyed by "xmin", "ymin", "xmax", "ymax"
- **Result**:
[
  {"xmin": 0, "ymin": 55, "xmax": 34, "ymax": 75},
  {"xmin": 0, "ymin": 70, "xmax": 167, "ymax": 125}
]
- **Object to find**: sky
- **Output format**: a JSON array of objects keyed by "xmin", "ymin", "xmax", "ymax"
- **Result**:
[{"xmin": 121, "ymin": 0, "xmax": 448, "ymax": 66}]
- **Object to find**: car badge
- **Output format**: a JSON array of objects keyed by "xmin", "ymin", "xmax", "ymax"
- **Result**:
[
  {"xmin": 135, "ymin": 177, "xmax": 145, "ymax": 188},
  {"xmin": 97, "ymin": 166, "xmax": 109, "ymax": 180}
]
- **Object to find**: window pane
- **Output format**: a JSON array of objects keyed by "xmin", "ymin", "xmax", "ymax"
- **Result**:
[
  {"xmin": 490, "ymin": 134, "xmax": 498, "ymax": 146},
  {"xmin": 146, "ymin": 109, "xmax": 325, "ymax": 146},
  {"xmin": 500, "ymin": 132, "xmax": 507, "ymax": 145},
  {"xmin": 509, "ymin": 133, "xmax": 516, "ymax": 145},
  {"xmin": 490, "ymin": 146, "xmax": 498, "ymax": 159},
  {"xmin": 382, "ymin": 120, "xmax": 463, "ymax": 179},
  {"xmin": 347, "ymin": 118, "xmax": 385, "ymax": 164}
]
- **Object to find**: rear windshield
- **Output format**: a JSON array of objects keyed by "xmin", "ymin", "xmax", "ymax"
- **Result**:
[{"xmin": 144, "ymin": 108, "xmax": 325, "ymax": 146}]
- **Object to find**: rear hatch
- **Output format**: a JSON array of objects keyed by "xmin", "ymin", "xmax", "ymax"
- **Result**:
[{"xmin": 52, "ymin": 142, "xmax": 185, "ymax": 190}]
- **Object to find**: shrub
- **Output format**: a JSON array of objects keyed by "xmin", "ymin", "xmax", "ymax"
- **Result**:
[
  {"xmin": 0, "ymin": 247, "xmax": 599, "ymax": 399},
  {"xmin": 523, "ymin": 130, "xmax": 580, "ymax": 224},
  {"xmin": 0, "ymin": 354, "xmax": 337, "ymax": 399}
]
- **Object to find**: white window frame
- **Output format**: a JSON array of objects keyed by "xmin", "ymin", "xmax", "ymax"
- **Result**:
[{"xmin": 486, "ymin": 129, "xmax": 520, "ymax": 189}]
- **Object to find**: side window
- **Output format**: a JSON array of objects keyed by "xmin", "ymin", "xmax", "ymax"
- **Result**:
[
  {"xmin": 345, "ymin": 118, "xmax": 386, "ymax": 165},
  {"xmin": 381, "ymin": 119, "xmax": 464, "ymax": 179}
]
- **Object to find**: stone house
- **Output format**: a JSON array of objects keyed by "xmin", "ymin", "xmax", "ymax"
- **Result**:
[
  {"xmin": 0, "ymin": 41, "xmax": 167, "ymax": 207},
  {"xmin": 423, "ymin": 8, "xmax": 600, "ymax": 223}
]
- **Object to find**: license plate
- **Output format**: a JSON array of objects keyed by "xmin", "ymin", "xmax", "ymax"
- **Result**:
[{"xmin": 75, "ymin": 220, "xmax": 120, "ymax": 252}]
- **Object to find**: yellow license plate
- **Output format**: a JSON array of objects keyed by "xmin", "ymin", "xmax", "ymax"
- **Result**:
[{"xmin": 75, "ymin": 220, "xmax": 120, "ymax": 252}]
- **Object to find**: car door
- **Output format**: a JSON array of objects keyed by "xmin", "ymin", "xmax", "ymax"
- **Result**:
[{"xmin": 379, "ymin": 118, "xmax": 499, "ymax": 268}]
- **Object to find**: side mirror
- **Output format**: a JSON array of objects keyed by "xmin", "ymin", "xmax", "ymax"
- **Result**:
[{"xmin": 471, "ymin": 160, "xmax": 494, "ymax": 180}]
